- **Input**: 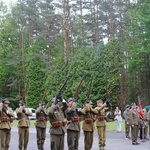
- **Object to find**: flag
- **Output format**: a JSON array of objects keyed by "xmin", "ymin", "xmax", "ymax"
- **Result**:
[{"xmin": 137, "ymin": 100, "xmax": 146, "ymax": 121}]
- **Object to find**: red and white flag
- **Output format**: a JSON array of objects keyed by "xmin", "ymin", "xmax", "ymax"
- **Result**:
[{"xmin": 137, "ymin": 100, "xmax": 146, "ymax": 121}]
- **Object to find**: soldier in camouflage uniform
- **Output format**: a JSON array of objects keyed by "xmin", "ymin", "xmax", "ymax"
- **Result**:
[
  {"xmin": 143, "ymin": 106, "xmax": 149, "ymax": 140},
  {"xmin": 139, "ymin": 116, "xmax": 147, "ymax": 142},
  {"xmin": 82, "ymin": 100, "xmax": 98, "ymax": 150},
  {"xmin": 123, "ymin": 104, "xmax": 131, "ymax": 139},
  {"xmin": 35, "ymin": 101, "xmax": 48, "ymax": 150},
  {"xmin": 0, "ymin": 99, "xmax": 14, "ymax": 150},
  {"xmin": 147, "ymin": 107, "xmax": 150, "ymax": 139}
]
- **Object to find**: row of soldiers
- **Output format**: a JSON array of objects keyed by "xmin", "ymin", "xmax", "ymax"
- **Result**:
[
  {"xmin": 0, "ymin": 95, "xmax": 111, "ymax": 150},
  {"xmin": 123, "ymin": 103, "xmax": 150, "ymax": 145}
]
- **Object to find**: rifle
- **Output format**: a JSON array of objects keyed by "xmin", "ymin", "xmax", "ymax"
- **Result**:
[
  {"xmin": 54, "ymin": 76, "xmax": 70, "ymax": 104},
  {"xmin": 72, "ymin": 76, "xmax": 85, "ymax": 102},
  {"xmin": 19, "ymin": 85, "xmax": 28, "ymax": 114},
  {"xmin": 105, "ymin": 83, "xmax": 112, "ymax": 108},
  {"xmin": 85, "ymin": 78, "xmax": 92, "ymax": 103},
  {"xmin": 106, "ymin": 83, "xmax": 109, "ymax": 99},
  {"xmin": 20, "ymin": 85, "xmax": 28, "ymax": 103},
  {"xmin": 1, "ymin": 76, "xmax": 9, "ymax": 101},
  {"xmin": 41, "ymin": 87, "xmax": 48, "ymax": 102},
  {"xmin": 57, "ymin": 76, "xmax": 70, "ymax": 97}
]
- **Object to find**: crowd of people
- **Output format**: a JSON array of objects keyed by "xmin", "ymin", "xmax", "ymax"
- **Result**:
[
  {"xmin": 0, "ymin": 95, "xmax": 111, "ymax": 150},
  {"xmin": 114, "ymin": 103, "xmax": 150, "ymax": 146},
  {"xmin": 1, "ymin": 95, "xmax": 150, "ymax": 150}
]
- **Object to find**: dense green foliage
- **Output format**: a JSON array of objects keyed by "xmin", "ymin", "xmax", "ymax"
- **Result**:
[{"xmin": 0, "ymin": 0, "xmax": 149, "ymax": 110}]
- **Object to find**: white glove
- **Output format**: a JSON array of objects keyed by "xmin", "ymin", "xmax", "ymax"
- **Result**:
[
  {"xmin": 77, "ymin": 108, "xmax": 82, "ymax": 112},
  {"xmin": 62, "ymin": 99, "xmax": 66, "ymax": 103}
]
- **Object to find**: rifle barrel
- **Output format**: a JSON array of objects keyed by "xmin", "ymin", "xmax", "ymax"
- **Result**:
[{"xmin": 73, "ymin": 76, "xmax": 85, "ymax": 98}]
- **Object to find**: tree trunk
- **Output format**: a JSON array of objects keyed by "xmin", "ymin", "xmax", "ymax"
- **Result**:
[{"xmin": 63, "ymin": 0, "xmax": 69, "ymax": 65}]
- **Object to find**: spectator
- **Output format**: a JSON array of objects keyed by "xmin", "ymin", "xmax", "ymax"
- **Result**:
[{"xmin": 114, "ymin": 106, "xmax": 122, "ymax": 132}]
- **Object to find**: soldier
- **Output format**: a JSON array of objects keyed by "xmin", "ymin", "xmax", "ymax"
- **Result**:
[
  {"xmin": 16, "ymin": 100, "xmax": 32, "ymax": 150},
  {"xmin": 35, "ymin": 101, "xmax": 48, "ymax": 150},
  {"xmin": 144, "ymin": 106, "xmax": 150, "ymax": 140},
  {"xmin": 47, "ymin": 95, "xmax": 68, "ymax": 150},
  {"xmin": 139, "ymin": 115, "xmax": 146, "ymax": 142},
  {"xmin": 82, "ymin": 100, "xmax": 98, "ymax": 150},
  {"xmin": 129, "ymin": 103, "xmax": 140, "ymax": 145},
  {"xmin": 95, "ymin": 99, "xmax": 110, "ymax": 150},
  {"xmin": 65, "ymin": 98, "xmax": 85, "ymax": 150},
  {"xmin": 123, "ymin": 104, "xmax": 131, "ymax": 139},
  {"xmin": 0, "ymin": 98, "xmax": 14, "ymax": 150},
  {"xmin": 146, "ymin": 106, "xmax": 150, "ymax": 139}
]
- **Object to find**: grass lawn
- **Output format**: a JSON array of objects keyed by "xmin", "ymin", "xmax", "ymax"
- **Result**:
[
  {"xmin": 12, "ymin": 119, "xmax": 125, "ymax": 131},
  {"xmin": 12, "ymin": 119, "xmax": 51, "ymax": 128},
  {"xmin": 106, "ymin": 120, "xmax": 125, "ymax": 131}
]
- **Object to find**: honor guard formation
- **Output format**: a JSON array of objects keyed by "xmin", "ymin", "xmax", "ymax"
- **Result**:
[{"xmin": 0, "ymin": 77, "xmax": 150, "ymax": 150}]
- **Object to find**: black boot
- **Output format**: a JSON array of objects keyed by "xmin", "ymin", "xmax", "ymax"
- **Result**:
[{"xmin": 41, "ymin": 144, "xmax": 44, "ymax": 150}]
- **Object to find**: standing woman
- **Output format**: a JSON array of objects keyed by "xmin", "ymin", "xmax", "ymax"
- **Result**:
[{"xmin": 114, "ymin": 106, "xmax": 122, "ymax": 132}]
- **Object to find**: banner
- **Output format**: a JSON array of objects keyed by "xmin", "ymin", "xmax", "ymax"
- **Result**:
[{"xmin": 137, "ymin": 100, "xmax": 146, "ymax": 121}]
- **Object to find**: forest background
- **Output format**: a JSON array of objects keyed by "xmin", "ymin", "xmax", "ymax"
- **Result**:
[{"xmin": 0, "ymin": 0, "xmax": 149, "ymax": 111}]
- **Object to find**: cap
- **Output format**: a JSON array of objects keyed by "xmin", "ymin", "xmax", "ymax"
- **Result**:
[
  {"xmin": 19, "ymin": 100, "xmax": 25, "ymax": 105},
  {"xmin": 125, "ymin": 104, "xmax": 130, "ymax": 108},
  {"xmin": 51, "ymin": 97, "xmax": 60, "ymax": 103},
  {"xmin": 67, "ymin": 98, "xmax": 73, "ymax": 103},
  {"xmin": 3, "ymin": 98, "xmax": 10, "ymax": 104},
  {"xmin": 97, "ymin": 99, "xmax": 103, "ymax": 104},
  {"xmin": 89, "ymin": 100, "xmax": 93, "ymax": 105},
  {"xmin": 131, "ymin": 103, "xmax": 136, "ymax": 106},
  {"xmin": 40, "ymin": 101, "xmax": 45, "ymax": 105},
  {"xmin": 145, "ymin": 106, "xmax": 150, "ymax": 111}
]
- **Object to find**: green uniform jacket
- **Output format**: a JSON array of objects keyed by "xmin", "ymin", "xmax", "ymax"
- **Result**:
[
  {"xmin": 123, "ymin": 110, "xmax": 131, "ymax": 125},
  {"xmin": 0, "ymin": 104, "xmax": 14, "ymax": 130},
  {"xmin": 35, "ymin": 107, "xmax": 48, "ymax": 128},
  {"xmin": 95, "ymin": 103, "xmax": 107, "ymax": 127},
  {"xmin": 65, "ymin": 102, "xmax": 85, "ymax": 131},
  {"xmin": 147, "ymin": 110, "xmax": 150, "ymax": 122},
  {"xmin": 82, "ymin": 103, "xmax": 98, "ymax": 131},
  {"xmin": 16, "ymin": 106, "xmax": 32, "ymax": 127},
  {"xmin": 48, "ymin": 102, "xmax": 68, "ymax": 135},
  {"xmin": 129, "ymin": 108, "xmax": 139, "ymax": 126}
]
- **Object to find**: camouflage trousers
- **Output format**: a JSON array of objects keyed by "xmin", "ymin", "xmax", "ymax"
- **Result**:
[{"xmin": 125, "ymin": 123, "xmax": 130, "ymax": 138}]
